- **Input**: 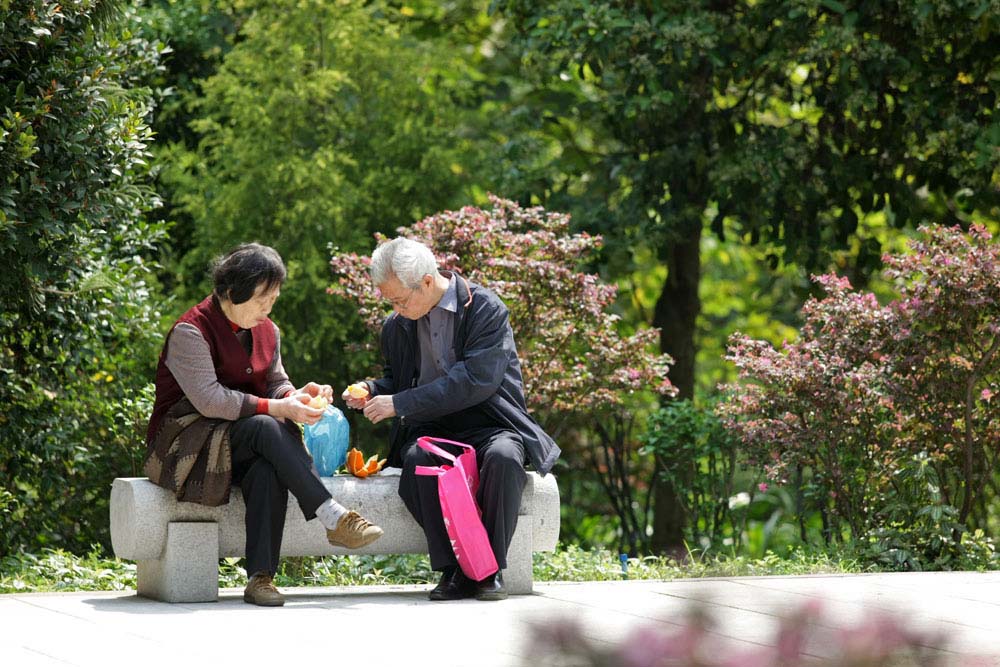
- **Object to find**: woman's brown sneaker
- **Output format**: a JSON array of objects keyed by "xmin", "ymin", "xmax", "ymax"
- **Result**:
[
  {"xmin": 243, "ymin": 572, "xmax": 285, "ymax": 607},
  {"xmin": 326, "ymin": 510, "xmax": 384, "ymax": 549}
]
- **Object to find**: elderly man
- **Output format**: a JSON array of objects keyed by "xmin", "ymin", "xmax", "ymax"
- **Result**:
[{"xmin": 344, "ymin": 237, "xmax": 559, "ymax": 600}]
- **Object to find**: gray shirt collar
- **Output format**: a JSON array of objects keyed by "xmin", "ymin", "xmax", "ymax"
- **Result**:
[{"xmin": 434, "ymin": 274, "xmax": 458, "ymax": 314}]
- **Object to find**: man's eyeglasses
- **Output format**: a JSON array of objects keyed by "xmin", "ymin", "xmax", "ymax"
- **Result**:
[{"xmin": 386, "ymin": 287, "xmax": 417, "ymax": 310}]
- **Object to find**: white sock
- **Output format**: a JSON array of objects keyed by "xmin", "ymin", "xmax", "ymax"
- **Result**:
[{"xmin": 315, "ymin": 498, "xmax": 348, "ymax": 530}]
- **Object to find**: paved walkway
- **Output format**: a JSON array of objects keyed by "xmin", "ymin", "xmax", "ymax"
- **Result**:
[{"xmin": 2, "ymin": 572, "xmax": 1000, "ymax": 666}]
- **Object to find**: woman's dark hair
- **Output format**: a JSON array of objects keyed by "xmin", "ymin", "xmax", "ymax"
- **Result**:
[{"xmin": 212, "ymin": 243, "xmax": 286, "ymax": 304}]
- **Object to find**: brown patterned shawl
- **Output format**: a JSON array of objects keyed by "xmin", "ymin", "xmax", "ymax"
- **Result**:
[{"xmin": 143, "ymin": 397, "xmax": 233, "ymax": 507}]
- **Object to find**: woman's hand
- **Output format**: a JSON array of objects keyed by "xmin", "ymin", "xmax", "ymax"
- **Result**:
[
  {"xmin": 271, "ymin": 393, "xmax": 324, "ymax": 425},
  {"xmin": 362, "ymin": 394, "xmax": 396, "ymax": 424},
  {"xmin": 297, "ymin": 381, "xmax": 333, "ymax": 402}
]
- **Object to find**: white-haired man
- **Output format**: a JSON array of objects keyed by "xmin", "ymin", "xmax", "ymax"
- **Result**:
[{"xmin": 344, "ymin": 237, "xmax": 560, "ymax": 600}]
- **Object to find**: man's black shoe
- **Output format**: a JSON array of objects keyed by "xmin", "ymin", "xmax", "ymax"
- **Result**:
[
  {"xmin": 474, "ymin": 570, "xmax": 507, "ymax": 601},
  {"xmin": 428, "ymin": 568, "xmax": 475, "ymax": 601}
]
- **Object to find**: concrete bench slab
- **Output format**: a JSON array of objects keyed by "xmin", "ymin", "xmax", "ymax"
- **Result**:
[{"xmin": 110, "ymin": 471, "xmax": 559, "ymax": 602}]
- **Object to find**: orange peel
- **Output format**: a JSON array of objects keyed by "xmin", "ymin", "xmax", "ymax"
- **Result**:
[{"xmin": 344, "ymin": 447, "xmax": 386, "ymax": 477}]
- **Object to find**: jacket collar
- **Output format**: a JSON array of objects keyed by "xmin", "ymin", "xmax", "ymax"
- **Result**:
[{"xmin": 443, "ymin": 270, "xmax": 473, "ymax": 310}]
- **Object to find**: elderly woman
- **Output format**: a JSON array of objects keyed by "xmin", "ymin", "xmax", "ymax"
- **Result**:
[{"xmin": 144, "ymin": 243, "xmax": 382, "ymax": 607}]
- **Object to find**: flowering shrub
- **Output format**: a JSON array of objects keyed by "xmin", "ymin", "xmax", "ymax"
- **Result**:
[
  {"xmin": 719, "ymin": 224, "xmax": 1000, "ymax": 568},
  {"xmin": 329, "ymin": 195, "xmax": 676, "ymax": 427},
  {"xmin": 330, "ymin": 196, "xmax": 676, "ymax": 552},
  {"xmin": 883, "ymin": 225, "xmax": 1000, "ymax": 523}
]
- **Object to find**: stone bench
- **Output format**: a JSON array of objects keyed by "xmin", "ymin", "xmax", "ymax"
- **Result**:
[{"xmin": 110, "ymin": 471, "xmax": 560, "ymax": 602}]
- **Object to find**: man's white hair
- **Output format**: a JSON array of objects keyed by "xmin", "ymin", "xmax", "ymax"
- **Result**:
[{"xmin": 370, "ymin": 237, "xmax": 439, "ymax": 288}]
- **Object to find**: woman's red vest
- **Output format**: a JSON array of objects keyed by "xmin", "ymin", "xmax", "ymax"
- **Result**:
[{"xmin": 146, "ymin": 295, "xmax": 277, "ymax": 445}]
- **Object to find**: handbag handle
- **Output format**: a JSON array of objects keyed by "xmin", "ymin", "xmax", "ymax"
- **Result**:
[
  {"xmin": 416, "ymin": 436, "xmax": 475, "ymax": 462},
  {"xmin": 414, "ymin": 465, "xmax": 446, "ymax": 477}
]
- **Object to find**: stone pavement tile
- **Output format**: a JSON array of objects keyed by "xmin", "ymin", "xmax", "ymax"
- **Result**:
[
  {"xmin": 4, "ymin": 575, "xmax": 1000, "ymax": 666},
  {"xmin": 529, "ymin": 578, "xmax": 987, "ymax": 662},
  {"xmin": 644, "ymin": 575, "xmax": 989, "ymax": 620},
  {"xmin": 532, "ymin": 582, "xmax": 874, "ymax": 662},
  {"xmin": 542, "ymin": 581, "xmax": 848, "ymax": 652},
  {"xmin": 0, "ymin": 595, "xmax": 230, "ymax": 667},
  {"xmin": 720, "ymin": 574, "xmax": 1000, "ymax": 650},
  {"xmin": 4, "ymin": 647, "xmax": 72, "ymax": 667},
  {"xmin": 648, "ymin": 576, "xmax": 912, "ymax": 620},
  {"xmin": 527, "ymin": 581, "xmax": 791, "ymax": 658},
  {"xmin": 760, "ymin": 574, "xmax": 1000, "ymax": 658},
  {"xmin": 732, "ymin": 571, "xmax": 1000, "ymax": 607},
  {"xmin": 274, "ymin": 587, "xmax": 535, "ymax": 666},
  {"xmin": 1, "ymin": 583, "xmax": 679, "ymax": 667}
]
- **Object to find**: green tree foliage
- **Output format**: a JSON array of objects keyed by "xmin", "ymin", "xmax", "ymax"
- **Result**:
[
  {"xmin": 0, "ymin": 0, "xmax": 166, "ymax": 554},
  {"xmin": 493, "ymin": 0, "xmax": 1000, "ymax": 551},
  {"xmin": 640, "ymin": 399, "xmax": 739, "ymax": 550},
  {"xmin": 496, "ymin": 0, "xmax": 1000, "ymax": 385},
  {"xmin": 135, "ymin": 0, "xmax": 240, "ymax": 146},
  {"xmin": 133, "ymin": 0, "xmax": 244, "ymax": 276},
  {"xmin": 165, "ymin": 0, "xmax": 485, "ymax": 387}
]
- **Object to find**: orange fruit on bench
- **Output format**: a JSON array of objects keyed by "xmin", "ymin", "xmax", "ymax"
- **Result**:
[{"xmin": 345, "ymin": 447, "xmax": 386, "ymax": 477}]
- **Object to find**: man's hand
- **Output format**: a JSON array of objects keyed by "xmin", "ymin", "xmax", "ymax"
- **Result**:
[
  {"xmin": 341, "ymin": 382, "xmax": 370, "ymax": 410},
  {"xmin": 272, "ymin": 393, "xmax": 324, "ymax": 425},
  {"xmin": 362, "ymin": 394, "xmax": 396, "ymax": 424}
]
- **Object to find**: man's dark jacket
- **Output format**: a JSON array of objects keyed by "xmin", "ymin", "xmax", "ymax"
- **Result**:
[{"xmin": 366, "ymin": 274, "xmax": 560, "ymax": 475}]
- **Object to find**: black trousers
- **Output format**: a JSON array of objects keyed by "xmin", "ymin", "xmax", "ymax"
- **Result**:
[
  {"xmin": 229, "ymin": 415, "xmax": 331, "ymax": 577},
  {"xmin": 398, "ymin": 425, "xmax": 527, "ymax": 573}
]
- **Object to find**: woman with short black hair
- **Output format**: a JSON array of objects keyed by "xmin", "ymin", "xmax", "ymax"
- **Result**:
[
  {"xmin": 145, "ymin": 242, "xmax": 382, "ymax": 606},
  {"xmin": 211, "ymin": 242, "xmax": 287, "ymax": 304}
]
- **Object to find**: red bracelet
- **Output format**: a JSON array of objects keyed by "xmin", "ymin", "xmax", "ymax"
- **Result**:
[{"xmin": 256, "ymin": 398, "xmax": 270, "ymax": 415}]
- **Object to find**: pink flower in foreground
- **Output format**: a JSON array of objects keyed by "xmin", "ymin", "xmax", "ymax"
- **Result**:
[{"xmin": 758, "ymin": 483, "xmax": 769, "ymax": 493}]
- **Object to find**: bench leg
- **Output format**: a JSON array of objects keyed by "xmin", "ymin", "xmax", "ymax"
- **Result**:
[
  {"xmin": 137, "ymin": 522, "xmax": 219, "ymax": 603},
  {"xmin": 503, "ymin": 521, "xmax": 534, "ymax": 595}
]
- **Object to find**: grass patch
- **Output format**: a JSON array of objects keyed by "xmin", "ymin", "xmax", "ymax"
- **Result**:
[
  {"xmin": 0, "ymin": 548, "xmax": 137, "ymax": 593},
  {"xmin": 0, "ymin": 544, "xmax": 866, "ymax": 594},
  {"xmin": 535, "ymin": 544, "xmax": 868, "ymax": 582}
]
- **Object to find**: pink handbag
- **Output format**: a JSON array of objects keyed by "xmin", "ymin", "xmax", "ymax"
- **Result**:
[{"xmin": 413, "ymin": 436, "xmax": 499, "ymax": 581}]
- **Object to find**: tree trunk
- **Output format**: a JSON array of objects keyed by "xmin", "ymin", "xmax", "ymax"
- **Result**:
[{"xmin": 650, "ymin": 223, "xmax": 702, "ymax": 555}]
